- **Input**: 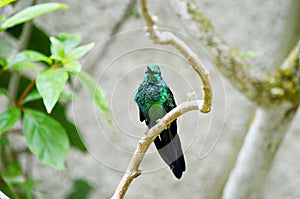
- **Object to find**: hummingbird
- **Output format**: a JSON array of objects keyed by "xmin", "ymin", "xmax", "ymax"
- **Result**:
[{"xmin": 134, "ymin": 64, "xmax": 186, "ymax": 179}]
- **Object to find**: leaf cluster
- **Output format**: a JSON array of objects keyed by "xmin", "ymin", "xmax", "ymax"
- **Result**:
[{"xmin": 0, "ymin": 2, "xmax": 110, "ymax": 198}]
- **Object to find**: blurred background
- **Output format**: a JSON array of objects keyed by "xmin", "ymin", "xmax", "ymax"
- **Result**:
[{"xmin": 8, "ymin": 0, "xmax": 300, "ymax": 198}]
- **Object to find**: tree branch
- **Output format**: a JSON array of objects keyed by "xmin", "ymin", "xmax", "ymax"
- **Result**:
[
  {"xmin": 278, "ymin": 39, "xmax": 300, "ymax": 105},
  {"xmin": 178, "ymin": 0, "xmax": 267, "ymax": 103},
  {"xmin": 111, "ymin": 1, "xmax": 214, "ymax": 197},
  {"xmin": 175, "ymin": 0, "xmax": 300, "ymax": 106},
  {"xmin": 140, "ymin": 0, "xmax": 212, "ymax": 113},
  {"xmin": 88, "ymin": 0, "xmax": 137, "ymax": 73},
  {"xmin": 111, "ymin": 100, "xmax": 204, "ymax": 199},
  {"xmin": 223, "ymin": 105, "xmax": 298, "ymax": 199},
  {"xmin": 173, "ymin": 1, "xmax": 300, "ymax": 198},
  {"xmin": 281, "ymin": 38, "xmax": 300, "ymax": 70}
]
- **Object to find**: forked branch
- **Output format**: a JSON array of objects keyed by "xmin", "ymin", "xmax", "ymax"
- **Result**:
[{"xmin": 111, "ymin": 0, "xmax": 213, "ymax": 198}]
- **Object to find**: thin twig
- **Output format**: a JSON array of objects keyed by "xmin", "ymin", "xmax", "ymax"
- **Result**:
[
  {"xmin": 2, "ymin": 0, "xmax": 35, "ymax": 182},
  {"xmin": 7, "ymin": 72, "xmax": 20, "ymax": 104},
  {"xmin": 16, "ymin": 79, "xmax": 35, "ymax": 107},
  {"xmin": 140, "ymin": 0, "xmax": 212, "ymax": 113},
  {"xmin": 281, "ymin": 38, "xmax": 300, "ymax": 70},
  {"xmin": 88, "ymin": 0, "xmax": 137, "ymax": 74},
  {"xmin": 19, "ymin": 20, "xmax": 33, "ymax": 51},
  {"xmin": 111, "ymin": 100, "xmax": 204, "ymax": 199},
  {"xmin": 7, "ymin": 7, "xmax": 34, "ymax": 106}
]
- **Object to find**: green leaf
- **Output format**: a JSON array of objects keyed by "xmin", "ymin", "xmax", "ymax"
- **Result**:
[
  {"xmin": 0, "ymin": 0, "xmax": 16, "ymax": 7},
  {"xmin": 0, "ymin": 175, "xmax": 17, "ymax": 199},
  {"xmin": 9, "ymin": 62, "xmax": 41, "ymax": 71},
  {"xmin": 17, "ymin": 89, "xmax": 86, "ymax": 152},
  {"xmin": 23, "ymin": 88, "xmax": 73, "ymax": 104},
  {"xmin": 186, "ymin": 91, "xmax": 196, "ymax": 101},
  {"xmin": 36, "ymin": 68, "xmax": 68, "ymax": 113},
  {"xmin": 130, "ymin": 8, "xmax": 141, "ymax": 19},
  {"xmin": 0, "ymin": 15, "xmax": 5, "ymax": 23},
  {"xmin": 0, "ymin": 88, "xmax": 8, "ymax": 97},
  {"xmin": 55, "ymin": 33, "xmax": 81, "ymax": 54},
  {"xmin": 2, "ymin": 162, "xmax": 23, "ymax": 183},
  {"xmin": 0, "ymin": 137, "xmax": 9, "ymax": 145},
  {"xmin": 50, "ymin": 103, "xmax": 86, "ymax": 152},
  {"xmin": 23, "ymin": 109, "xmax": 69, "ymax": 170},
  {"xmin": 64, "ymin": 60, "xmax": 81, "ymax": 73},
  {"xmin": 66, "ymin": 179, "xmax": 93, "ymax": 199},
  {"xmin": 67, "ymin": 43, "xmax": 94, "ymax": 60},
  {"xmin": 8, "ymin": 50, "xmax": 52, "ymax": 66},
  {"xmin": 59, "ymin": 90, "xmax": 77, "ymax": 101},
  {"xmin": 1, "ymin": 3, "xmax": 68, "ymax": 30},
  {"xmin": 0, "ymin": 57, "xmax": 7, "ymax": 67},
  {"xmin": 77, "ymin": 71, "xmax": 111, "ymax": 122},
  {"xmin": 18, "ymin": 178, "xmax": 37, "ymax": 199},
  {"xmin": 50, "ymin": 36, "xmax": 65, "ymax": 58},
  {"xmin": 1, "ymin": 161, "xmax": 22, "ymax": 199},
  {"xmin": 0, "ymin": 108, "xmax": 21, "ymax": 136},
  {"xmin": 1, "ymin": 161, "xmax": 38, "ymax": 199},
  {"xmin": 9, "ymin": 62, "xmax": 42, "ymax": 71}
]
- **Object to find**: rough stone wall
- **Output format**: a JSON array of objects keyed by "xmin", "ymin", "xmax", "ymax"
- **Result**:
[{"xmin": 27, "ymin": 0, "xmax": 300, "ymax": 198}]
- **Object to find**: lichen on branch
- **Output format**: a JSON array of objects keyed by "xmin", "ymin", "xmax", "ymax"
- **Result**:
[{"xmin": 182, "ymin": 0, "xmax": 300, "ymax": 107}]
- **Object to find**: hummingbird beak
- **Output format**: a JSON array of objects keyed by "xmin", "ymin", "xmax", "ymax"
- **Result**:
[
  {"xmin": 145, "ymin": 65, "xmax": 161, "ymax": 75},
  {"xmin": 146, "ymin": 66, "xmax": 152, "ymax": 74}
]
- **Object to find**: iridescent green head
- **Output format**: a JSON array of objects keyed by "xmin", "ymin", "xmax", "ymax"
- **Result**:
[{"xmin": 144, "ymin": 64, "xmax": 162, "ymax": 83}]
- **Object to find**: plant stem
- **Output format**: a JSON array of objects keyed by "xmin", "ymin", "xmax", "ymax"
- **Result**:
[
  {"xmin": 88, "ymin": 0, "xmax": 137, "ymax": 73},
  {"xmin": 7, "ymin": 20, "xmax": 34, "ymax": 107},
  {"xmin": 2, "ymin": 0, "xmax": 35, "ymax": 182},
  {"xmin": 7, "ymin": 72, "xmax": 20, "ymax": 104},
  {"xmin": 19, "ymin": 21, "xmax": 33, "ymax": 52},
  {"xmin": 16, "ymin": 79, "xmax": 35, "ymax": 107}
]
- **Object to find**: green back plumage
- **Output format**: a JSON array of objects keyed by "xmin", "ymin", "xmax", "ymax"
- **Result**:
[
  {"xmin": 135, "ymin": 64, "xmax": 175, "ymax": 122},
  {"xmin": 134, "ymin": 64, "xmax": 186, "ymax": 179}
]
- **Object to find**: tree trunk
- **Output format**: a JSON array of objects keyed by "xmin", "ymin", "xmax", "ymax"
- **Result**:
[{"xmin": 223, "ymin": 104, "xmax": 298, "ymax": 198}]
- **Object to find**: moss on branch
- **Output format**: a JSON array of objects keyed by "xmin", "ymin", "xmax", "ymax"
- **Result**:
[{"xmin": 186, "ymin": 0, "xmax": 300, "ymax": 107}]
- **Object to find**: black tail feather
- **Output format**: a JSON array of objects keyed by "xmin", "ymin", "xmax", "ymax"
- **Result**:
[
  {"xmin": 170, "ymin": 154, "xmax": 185, "ymax": 179},
  {"xmin": 153, "ymin": 120, "xmax": 185, "ymax": 179}
]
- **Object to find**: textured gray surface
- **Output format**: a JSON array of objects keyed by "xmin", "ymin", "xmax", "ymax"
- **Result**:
[{"xmin": 28, "ymin": 0, "xmax": 300, "ymax": 198}]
